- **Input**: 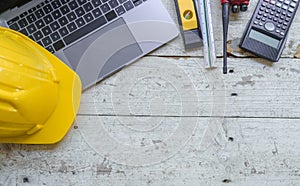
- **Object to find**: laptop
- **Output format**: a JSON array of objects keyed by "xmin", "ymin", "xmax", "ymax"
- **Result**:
[{"xmin": 0, "ymin": 0, "xmax": 178, "ymax": 89}]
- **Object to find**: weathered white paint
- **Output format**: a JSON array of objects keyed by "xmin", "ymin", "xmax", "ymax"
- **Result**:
[{"xmin": 1, "ymin": 0, "xmax": 300, "ymax": 185}]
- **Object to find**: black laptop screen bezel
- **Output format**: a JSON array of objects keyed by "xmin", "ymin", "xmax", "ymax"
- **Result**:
[{"xmin": 0, "ymin": 0, "xmax": 31, "ymax": 14}]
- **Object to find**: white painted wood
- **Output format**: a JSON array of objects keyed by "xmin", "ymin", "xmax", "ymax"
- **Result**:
[
  {"xmin": 0, "ymin": 117, "xmax": 299, "ymax": 185},
  {"xmin": 1, "ymin": 0, "xmax": 300, "ymax": 185}
]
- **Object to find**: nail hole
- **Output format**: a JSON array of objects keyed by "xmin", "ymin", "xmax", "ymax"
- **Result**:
[
  {"xmin": 23, "ymin": 177, "xmax": 29, "ymax": 183},
  {"xmin": 228, "ymin": 137, "xmax": 234, "ymax": 141},
  {"xmin": 229, "ymin": 69, "xmax": 234, "ymax": 73},
  {"xmin": 222, "ymin": 179, "xmax": 232, "ymax": 183},
  {"xmin": 231, "ymin": 93, "xmax": 238, "ymax": 96},
  {"xmin": 73, "ymin": 126, "xmax": 78, "ymax": 129}
]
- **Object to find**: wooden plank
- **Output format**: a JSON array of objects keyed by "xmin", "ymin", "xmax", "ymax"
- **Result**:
[
  {"xmin": 79, "ymin": 57, "xmax": 300, "ymax": 118},
  {"xmin": 154, "ymin": 0, "xmax": 300, "ymax": 58},
  {"xmin": 0, "ymin": 117, "xmax": 299, "ymax": 185}
]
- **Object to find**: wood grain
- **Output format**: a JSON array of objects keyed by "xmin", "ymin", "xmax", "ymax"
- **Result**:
[{"xmin": 0, "ymin": 0, "xmax": 300, "ymax": 185}]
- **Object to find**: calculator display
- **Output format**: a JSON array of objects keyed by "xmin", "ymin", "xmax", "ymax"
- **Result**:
[
  {"xmin": 240, "ymin": 0, "xmax": 300, "ymax": 61},
  {"xmin": 249, "ymin": 29, "xmax": 280, "ymax": 48}
]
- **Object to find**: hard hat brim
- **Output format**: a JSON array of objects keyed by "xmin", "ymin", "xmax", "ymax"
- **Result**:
[{"xmin": 0, "ymin": 28, "xmax": 82, "ymax": 144}]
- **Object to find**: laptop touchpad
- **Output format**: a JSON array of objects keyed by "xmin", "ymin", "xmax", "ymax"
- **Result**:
[{"xmin": 64, "ymin": 18, "xmax": 143, "ymax": 87}]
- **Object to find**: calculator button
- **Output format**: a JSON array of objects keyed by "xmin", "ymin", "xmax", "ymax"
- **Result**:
[
  {"xmin": 270, "ymin": 11, "xmax": 274, "ymax": 15},
  {"xmin": 290, "ymin": 2, "xmax": 297, "ymax": 7},
  {"xmin": 283, "ymin": 22, "xmax": 288, "ymax": 26},
  {"xmin": 280, "ymin": 32, "xmax": 285, "ymax": 36},
  {"xmin": 259, "ymin": 22, "xmax": 263, "ymax": 26},
  {"xmin": 282, "ymin": 4, "xmax": 288, "ymax": 9},
  {"xmin": 265, "ymin": 22, "xmax": 275, "ymax": 31},
  {"xmin": 282, "ymin": 26, "xmax": 287, "ymax": 30},
  {"xmin": 273, "ymin": 18, "xmax": 278, "ymax": 22},
  {"xmin": 276, "ymin": 29, "xmax": 280, "ymax": 33},
  {"xmin": 275, "ymin": 13, "xmax": 280, "ymax": 17},
  {"xmin": 254, "ymin": 20, "xmax": 259, "ymax": 25},
  {"xmin": 276, "ymin": 24, "xmax": 281, "ymax": 27},
  {"xmin": 262, "ymin": 18, "xmax": 266, "ymax": 22},
  {"xmin": 257, "ymin": 15, "xmax": 262, "ymax": 19},
  {"xmin": 278, "ymin": 19, "xmax": 283, "ymax": 23},
  {"xmin": 287, "ymin": 13, "xmax": 292, "ymax": 17},
  {"xmin": 270, "ymin": 0, "xmax": 276, "ymax": 4},
  {"xmin": 288, "ymin": 7, "xmax": 295, "ymax": 12},
  {"xmin": 284, "ymin": 0, "xmax": 291, "ymax": 4},
  {"xmin": 276, "ymin": 2, "xmax": 282, "ymax": 7},
  {"xmin": 263, "ymin": 13, "xmax": 268, "ymax": 17}
]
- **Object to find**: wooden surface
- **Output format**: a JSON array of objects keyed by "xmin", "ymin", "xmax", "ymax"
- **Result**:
[{"xmin": 1, "ymin": 0, "xmax": 300, "ymax": 185}]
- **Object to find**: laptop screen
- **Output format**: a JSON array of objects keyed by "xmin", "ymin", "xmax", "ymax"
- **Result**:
[{"xmin": 0, "ymin": 0, "xmax": 31, "ymax": 13}]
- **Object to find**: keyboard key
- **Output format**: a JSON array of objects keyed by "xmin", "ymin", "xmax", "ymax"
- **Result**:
[
  {"xmin": 124, "ymin": 1, "xmax": 134, "ymax": 11},
  {"xmin": 35, "ymin": 9, "xmax": 45, "ymax": 19},
  {"xmin": 9, "ymin": 23, "xmax": 19, "ymax": 31},
  {"xmin": 92, "ymin": 0, "xmax": 102, "ymax": 7},
  {"xmin": 64, "ymin": 16, "xmax": 107, "ymax": 45},
  {"xmin": 50, "ymin": 31, "xmax": 60, "ymax": 42},
  {"xmin": 77, "ymin": 0, "xmax": 87, "ymax": 5},
  {"xmin": 118, "ymin": 0, "xmax": 127, "ymax": 4},
  {"xmin": 84, "ymin": 13, "xmax": 94, "ymax": 23},
  {"xmin": 19, "ymin": 28, "xmax": 28, "ymax": 35},
  {"xmin": 75, "ymin": 17, "xmax": 86, "ymax": 27},
  {"xmin": 69, "ymin": 1, "xmax": 79, "ymax": 10},
  {"xmin": 42, "ymin": 26, "xmax": 52, "ymax": 35},
  {"xmin": 92, "ymin": 8, "xmax": 102, "ymax": 18},
  {"xmin": 133, "ymin": 0, "xmax": 142, "ymax": 7},
  {"xmin": 66, "ymin": 12, "xmax": 77, "ymax": 22},
  {"xmin": 115, "ymin": 5, "xmax": 126, "ymax": 16},
  {"xmin": 67, "ymin": 22, "xmax": 78, "ymax": 32},
  {"xmin": 59, "ymin": 27, "xmax": 69, "ymax": 37},
  {"xmin": 52, "ymin": 10, "xmax": 62, "ymax": 19},
  {"xmin": 27, "ymin": 24, "xmax": 37, "ymax": 34},
  {"xmin": 51, "ymin": 0, "xmax": 61, "ymax": 9},
  {"xmin": 50, "ymin": 21, "xmax": 60, "ymax": 31},
  {"xmin": 35, "ymin": 19, "xmax": 45, "ymax": 29},
  {"xmin": 18, "ymin": 18, "xmax": 28, "ymax": 28},
  {"xmin": 42, "ymin": 36, "xmax": 52, "ymax": 47},
  {"xmin": 44, "ymin": 14, "xmax": 53, "ymax": 24},
  {"xmin": 75, "ymin": 7, "xmax": 85, "ymax": 17},
  {"xmin": 60, "ymin": 0, "xmax": 69, "ymax": 4},
  {"xmin": 28, "ymin": 7, "xmax": 37, "ymax": 14},
  {"xmin": 58, "ymin": 16, "xmax": 68, "ymax": 26},
  {"xmin": 53, "ymin": 40, "xmax": 65, "ymax": 51},
  {"xmin": 37, "ymin": 2, "xmax": 45, "ymax": 9},
  {"xmin": 105, "ymin": 10, "xmax": 117, "ymax": 21},
  {"xmin": 46, "ymin": 45, "xmax": 55, "ymax": 53},
  {"xmin": 26, "ymin": 14, "xmax": 37, "ymax": 24},
  {"xmin": 83, "ymin": 2, "xmax": 93, "ymax": 12},
  {"xmin": 33, "ymin": 31, "xmax": 43, "ymax": 40},
  {"xmin": 7, "ymin": 16, "xmax": 19, "ymax": 25},
  {"xmin": 20, "ymin": 12, "xmax": 28, "ymax": 18},
  {"xmin": 109, "ymin": 0, "xmax": 119, "ymax": 9},
  {"xmin": 60, "ymin": 5, "xmax": 70, "ymax": 14},
  {"xmin": 100, "ymin": 3, "xmax": 111, "ymax": 14},
  {"xmin": 43, "ymin": 4, "xmax": 53, "ymax": 14}
]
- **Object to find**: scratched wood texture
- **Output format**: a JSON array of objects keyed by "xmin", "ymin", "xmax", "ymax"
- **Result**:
[{"xmin": 1, "ymin": 0, "xmax": 300, "ymax": 185}]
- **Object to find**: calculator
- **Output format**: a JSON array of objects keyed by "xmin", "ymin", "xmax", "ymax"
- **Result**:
[{"xmin": 240, "ymin": 0, "xmax": 300, "ymax": 61}]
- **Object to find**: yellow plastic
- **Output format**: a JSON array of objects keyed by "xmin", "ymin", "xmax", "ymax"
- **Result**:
[
  {"xmin": 0, "ymin": 27, "xmax": 82, "ymax": 144},
  {"xmin": 177, "ymin": 0, "xmax": 198, "ymax": 31}
]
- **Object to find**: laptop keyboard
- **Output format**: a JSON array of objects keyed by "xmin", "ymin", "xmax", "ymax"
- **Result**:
[{"xmin": 7, "ymin": 0, "xmax": 146, "ymax": 53}]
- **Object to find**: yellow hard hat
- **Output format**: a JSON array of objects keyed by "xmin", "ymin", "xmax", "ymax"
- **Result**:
[{"xmin": 0, "ymin": 27, "xmax": 82, "ymax": 144}]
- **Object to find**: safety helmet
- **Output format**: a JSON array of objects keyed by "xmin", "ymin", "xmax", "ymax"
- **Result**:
[{"xmin": 0, "ymin": 27, "xmax": 82, "ymax": 144}]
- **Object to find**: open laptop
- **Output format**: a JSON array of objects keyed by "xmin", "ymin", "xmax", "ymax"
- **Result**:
[{"xmin": 0, "ymin": 0, "xmax": 178, "ymax": 89}]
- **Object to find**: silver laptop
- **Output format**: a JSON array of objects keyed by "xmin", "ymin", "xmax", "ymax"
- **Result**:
[{"xmin": 0, "ymin": 0, "xmax": 178, "ymax": 89}]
